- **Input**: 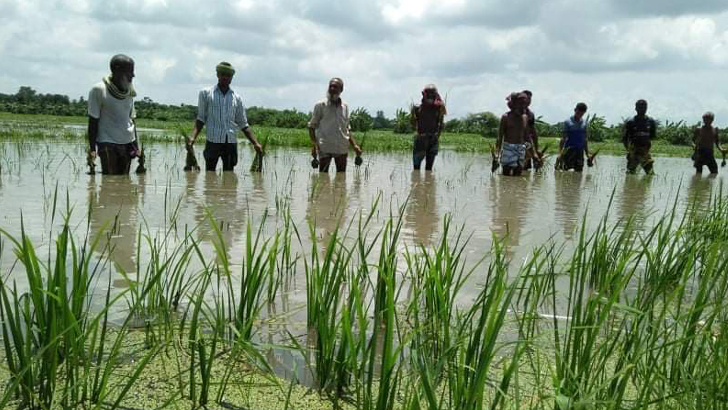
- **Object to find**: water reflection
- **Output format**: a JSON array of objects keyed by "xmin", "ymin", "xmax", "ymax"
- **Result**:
[
  {"xmin": 195, "ymin": 172, "xmax": 244, "ymax": 262},
  {"xmin": 306, "ymin": 173, "xmax": 349, "ymax": 246},
  {"xmin": 554, "ymin": 172, "xmax": 584, "ymax": 239},
  {"xmin": 618, "ymin": 174, "xmax": 653, "ymax": 227},
  {"xmin": 405, "ymin": 171, "xmax": 439, "ymax": 246},
  {"xmin": 686, "ymin": 174, "xmax": 715, "ymax": 209},
  {"xmin": 89, "ymin": 175, "xmax": 144, "ymax": 280},
  {"xmin": 489, "ymin": 176, "xmax": 531, "ymax": 258}
]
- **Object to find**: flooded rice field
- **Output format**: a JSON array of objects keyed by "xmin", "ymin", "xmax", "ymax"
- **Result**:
[
  {"xmin": 0, "ymin": 140, "xmax": 723, "ymax": 321},
  {"xmin": 0, "ymin": 142, "xmax": 723, "ymax": 297},
  {"xmin": 2, "ymin": 140, "xmax": 727, "ymax": 408},
  {"xmin": 0, "ymin": 141, "xmax": 721, "ymax": 262}
]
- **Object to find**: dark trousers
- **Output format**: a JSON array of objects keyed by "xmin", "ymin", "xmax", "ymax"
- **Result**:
[
  {"xmin": 319, "ymin": 153, "xmax": 348, "ymax": 172},
  {"xmin": 694, "ymin": 148, "xmax": 718, "ymax": 174},
  {"xmin": 413, "ymin": 133, "xmax": 439, "ymax": 171},
  {"xmin": 204, "ymin": 141, "xmax": 238, "ymax": 171},
  {"xmin": 98, "ymin": 142, "xmax": 132, "ymax": 175}
]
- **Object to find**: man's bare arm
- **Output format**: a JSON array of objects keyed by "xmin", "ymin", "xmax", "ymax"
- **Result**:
[
  {"xmin": 308, "ymin": 127, "xmax": 319, "ymax": 158},
  {"xmin": 188, "ymin": 120, "xmax": 205, "ymax": 145},
  {"xmin": 242, "ymin": 127, "xmax": 263, "ymax": 153},
  {"xmin": 88, "ymin": 117, "xmax": 99, "ymax": 152},
  {"xmin": 496, "ymin": 116, "xmax": 506, "ymax": 155},
  {"xmin": 349, "ymin": 135, "xmax": 362, "ymax": 156}
]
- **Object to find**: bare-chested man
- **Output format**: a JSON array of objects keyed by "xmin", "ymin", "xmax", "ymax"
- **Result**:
[
  {"xmin": 496, "ymin": 92, "xmax": 536, "ymax": 176},
  {"xmin": 693, "ymin": 112, "xmax": 726, "ymax": 174}
]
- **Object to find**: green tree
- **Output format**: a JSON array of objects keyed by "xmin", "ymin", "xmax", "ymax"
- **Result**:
[
  {"xmin": 350, "ymin": 107, "xmax": 373, "ymax": 132},
  {"xmin": 393, "ymin": 108, "xmax": 412, "ymax": 134},
  {"xmin": 15, "ymin": 86, "xmax": 37, "ymax": 104},
  {"xmin": 372, "ymin": 110, "xmax": 392, "ymax": 129}
]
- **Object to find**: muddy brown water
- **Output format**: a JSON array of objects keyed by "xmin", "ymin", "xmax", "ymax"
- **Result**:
[
  {"xmin": 0, "ymin": 141, "xmax": 723, "ymax": 292},
  {"xmin": 0, "ymin": 141, "xmax": 725, "ymax": 382}
]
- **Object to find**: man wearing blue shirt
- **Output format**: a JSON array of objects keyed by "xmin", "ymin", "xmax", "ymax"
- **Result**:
[
  {"xmin": 188, "ymin": 62, "xmax": 263, "ymax": 172},
  {"xmin": 558, "ymin": 103, "xmax": 590, "ymax": 172}
]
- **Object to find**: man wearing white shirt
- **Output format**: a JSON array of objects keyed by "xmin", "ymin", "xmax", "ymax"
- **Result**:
[
  {"xmin": 188, "ymin": 62, "xmax": 263, "ymax": 172},
  {"xmin": 308, "ymin": 78, "xmax": 362, "ymax": 172},
  {"xmin": 87, "ymin": 54, "xmax": 139, "ymax": 175}
]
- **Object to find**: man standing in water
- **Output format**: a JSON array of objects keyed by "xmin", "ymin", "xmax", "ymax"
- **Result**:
[
  {"xmin": 308, "ymin": 78, "xmax": 362, "ymax": 172},
  {"xmin": 410, "ymin": 84, "xmax": 447, "ymax": 171},
  {"xmin": 87, "ymin": 54, "xmax": 139, "ymax": 175},
  {"xmin": 558, "ymin": 103, "xmax": 590, "ymax": 172},
  {"xmin": 623, "ymin": 99, "xmax": 657, "ymax": 174},
  {"xmin": 187, "ymin": 62, "xmax": 263, "ymax": 172},
  {"xmin": 693, "ymin": 112, "xmax": 726, "ymax": 175},
  {"xmin": 496, "ymin": 92, "xmax": 535, "ymax": 176},
  {"xmin": 522, "ymin": 90, "xmax": 540, "ymax": 170}
]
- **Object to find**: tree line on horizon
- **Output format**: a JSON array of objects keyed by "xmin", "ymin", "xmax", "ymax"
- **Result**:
[{"xmin": 0, "ymin": 86, "xmax": 718, "ymax": 145}]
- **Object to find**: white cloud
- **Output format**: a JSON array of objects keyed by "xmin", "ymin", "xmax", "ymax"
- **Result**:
[{"xmin": 1, "ymin": 0, "xmax": 728, "ymax": 125}]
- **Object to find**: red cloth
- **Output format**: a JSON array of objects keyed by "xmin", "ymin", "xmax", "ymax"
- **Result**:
[{"xmin": 421, "ymin": 89, "xmax": 446, "ymax": 114}]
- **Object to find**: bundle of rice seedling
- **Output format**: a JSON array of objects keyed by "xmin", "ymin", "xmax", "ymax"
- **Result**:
[
  {"xmin": 354, "ymin": 132, "xmax": 366, "ymax": 167},
  {"xmin": 249, "ymin": 135, "xmax": 268, "ymax": 173},
  {"xmin": 135, "ymin": 145, "xmax": 147, "ymax": 174},
  {"xmin": 184, "ymin": 143, "xmax": 200, "ymax": 171},
  {"xmin": 489, "ymin": 143, "xmax": 499, "ymax": 172},
  {"xmin": 179, "ymin": 127, "xmax": 200, "ymax": 171},
  {"xmin": 587, "ymin": 148, "xmax": 600, "ymax": 167},
  {"xmin": 533, "ymin": 143, "xmax": 549, "ymax": 171},
  {"xmin": 86, "ymin": 150, "xmax": 96, "ymax": 175},
  {"xmin": 133, "ymin": 122, "xmax": 146, "ymax": 174}
]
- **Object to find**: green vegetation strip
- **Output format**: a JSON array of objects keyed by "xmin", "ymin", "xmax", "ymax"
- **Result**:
[{"xmin": 0, "ymin": 112, "xmax": 697, "ymax": 157}]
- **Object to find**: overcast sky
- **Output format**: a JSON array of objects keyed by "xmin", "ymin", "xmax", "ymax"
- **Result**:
[{"xmin": 2, "ymin": 0, "xmax": 728, "ymax": 125}]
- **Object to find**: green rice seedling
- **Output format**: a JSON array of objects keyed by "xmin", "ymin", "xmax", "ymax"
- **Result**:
[
  {"xmin": 303, "ymin": 223, "xmax": 351, "ymax": 392},
  {"xmin": 0, "ymin": 198, "xmax": 162, "ymax": 409},
  {"xmin": 250, "ymin": 131, "xmax": 269, "ymax": 173},
  {"xmin": 357, "ymin": 210, "xmax": 409, "ymax": 410},
  {"xmin": 445, "ymin": 235, "xmax": 522, "ymax": 410},
  {"xmin": 181, "ymin": 265, "xmax": 218, "ymax": 407},
  {"xmin": 406, "ymin": 216, "xmax": 477, "ymax": 362}
]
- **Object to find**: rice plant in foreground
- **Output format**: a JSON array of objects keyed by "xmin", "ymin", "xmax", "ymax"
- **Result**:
[{"xmin": 0, "ymin": 197, "xmax": 159, "ymax": 410}]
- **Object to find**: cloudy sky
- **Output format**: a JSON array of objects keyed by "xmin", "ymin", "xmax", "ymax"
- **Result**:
[{"xmin": 2, "ymin": 0, "xmax": 728, "ymax": 125}]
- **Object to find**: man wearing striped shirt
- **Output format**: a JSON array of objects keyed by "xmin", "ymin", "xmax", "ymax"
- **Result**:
[{"xmin": 188, "ymin": 62, "xmax": 262, "ymax": 172}]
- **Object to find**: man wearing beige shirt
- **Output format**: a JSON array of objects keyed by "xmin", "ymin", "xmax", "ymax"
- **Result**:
[{"xmin": 308, "ymin": 78, "xmax": 362, "ymax": 172}]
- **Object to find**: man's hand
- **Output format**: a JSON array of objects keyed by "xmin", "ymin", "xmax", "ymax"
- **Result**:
[
  {"xmin": 353, "ymin": 144, "xmax": 362, "ymax": 156},
  {"xmin": 311, "ymin": 144, "xmax": 319, "ymax": 158},
  {"xmin": 254, "ymin": 142, "xmax": 263, "ymax": 154},
  {"xmin": 87, "ymin": 149, "xmax": 97, "ymax": 162}
]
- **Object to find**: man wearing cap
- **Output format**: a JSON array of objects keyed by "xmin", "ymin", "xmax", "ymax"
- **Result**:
[
  {"xmin": 410, "ymin": 84, "xmax": 447, "ymax": 171},
  {"xmin": 623, "ymin": 99, "xmax": 657, "ymax": 174},
  {"xmin": 308, "ymin": 78, "xmax": 362, "ymax": 172},
  {"xmin": 87, "ymin": 54, "xmax": 140, "ymax": 175},
  {"xmin": 188, "ymin": 62, "xmax": 263, "ymax": 172}
]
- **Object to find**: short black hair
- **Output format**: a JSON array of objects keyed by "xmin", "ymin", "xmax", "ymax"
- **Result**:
[
  {"xmin": 575, "ymin": 102, "xmax": 588, "ymax": 112},
  {"xmin": 110, "ymin": 54, "xmax": 134, "ymax": 72},
  {"xmin": 522, "ymin": 90, "xmax": 533, "ymax": 97},
  {"xmin": 635, "ymin": 99, "xmax": 648, "ymax": 106}
]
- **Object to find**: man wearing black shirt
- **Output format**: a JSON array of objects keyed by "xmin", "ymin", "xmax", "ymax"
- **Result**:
[{"xmin": 623, "ymin": 99, "xmax": 656, "ymax": 174}]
